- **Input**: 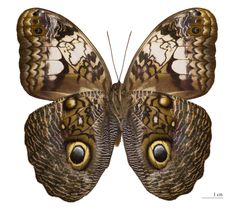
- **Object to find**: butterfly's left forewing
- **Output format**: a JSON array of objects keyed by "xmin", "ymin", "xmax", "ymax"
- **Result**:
[{"xmin": 17, "ymin": 8, "xmax": 111, "ymax": 100}]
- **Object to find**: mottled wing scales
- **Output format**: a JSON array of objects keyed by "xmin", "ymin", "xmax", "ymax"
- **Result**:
[
  {"xmin": 124, "ymin": 8, "xmax": 217, "ymax": 99},
  {"xmin": 123, "ymin": 92, "xmax": 211, "ymax": 200},
  {"xmin": 19, "ymin": 7, "xmax": 216, "ymax": 201},
  {"xmin": 17, "ymin": 8, "xmax": 111, "ymax": 100},
  {"xmin": 25, "ymin": 92, "xmax": 119, "ymax": 201}
]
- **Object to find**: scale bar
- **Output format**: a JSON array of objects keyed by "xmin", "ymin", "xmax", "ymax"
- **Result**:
[{"xmin": 201, "ymin": 197, "xmax": 223, "ymax": 199}]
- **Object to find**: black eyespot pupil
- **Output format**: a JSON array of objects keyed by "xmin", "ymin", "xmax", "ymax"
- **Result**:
[
  {"xmin": 192, "ymin": 27, "xmax": 200, "ymax": 34},
  {"xmin": 70, "ymin": 146, "xmax": 85, "ymax": 164},
  {"xmin": 33, "ymin": 11, "xmax": 40, "ymax": 16},
  {"xmin": 153, "ymin": 144, "xmax": 167, "ymax": 162},
  {"xmin": 34, "ymin": 27, "xmax": 43, "ymax": 34},
  {"xmin": 194, "ymin": 11, "xmax": 201, "ymax": 16}
]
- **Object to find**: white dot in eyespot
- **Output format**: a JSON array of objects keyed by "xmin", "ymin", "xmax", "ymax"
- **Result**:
[
  {"xmin": 78, "ymin": 117, "xmax": 83, "ymax": 125},
  {"xmin": 153, "ymin": 115, "xmax": 158, "ymax": 124}
]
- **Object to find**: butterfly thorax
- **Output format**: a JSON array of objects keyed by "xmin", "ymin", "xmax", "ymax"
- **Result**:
[{"xmin": 109, "ymin": 82, "xmax": 130, "ymax": 124}]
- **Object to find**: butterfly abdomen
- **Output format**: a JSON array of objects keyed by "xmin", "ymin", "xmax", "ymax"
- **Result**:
[{"xmin": 109, "ymin": 82, "xmax": 131, "ymax": 123}]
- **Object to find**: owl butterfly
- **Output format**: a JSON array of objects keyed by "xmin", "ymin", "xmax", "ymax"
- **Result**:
[{"xmin": 17, "ymin": 8, "xmax": 217, "ymax": 201}]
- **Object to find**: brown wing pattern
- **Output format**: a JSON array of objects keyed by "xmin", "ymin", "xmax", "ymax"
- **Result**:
[
  {"xmin": 18, "ymin": 7, "xmax": 216, "ymax": 201},
  {"xmin": 124, "ymin": 8, "xmax": 217, "ymax": 99},
  {"xmin": 25, "ymin": 92, "xmax": 119, "ymax": 201},
  {"xmin": 122, "ymin": 92, "xmax": 211, "ymax": 200},
  {"xmin": 17, "ymin": 8, "xmax": 111, "ymax": 100}
]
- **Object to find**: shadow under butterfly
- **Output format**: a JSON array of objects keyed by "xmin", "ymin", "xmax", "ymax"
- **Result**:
[{"xmin": 17, "ymin": 7, "xmax": 217, "ymax": 201}]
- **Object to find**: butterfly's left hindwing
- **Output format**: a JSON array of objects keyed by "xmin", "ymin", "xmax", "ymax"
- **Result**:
[
  {"xmin": 25, "ymin": 93, "xmax": 119, "ymax": 202},
  {"xmin": 122, "ymin": 93, "xmax": 211, "ymax": 200}
]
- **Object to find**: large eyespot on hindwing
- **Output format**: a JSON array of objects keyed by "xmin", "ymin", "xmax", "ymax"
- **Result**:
[
  {"xmin": 66, "ymin": 141, "xmax": 91, "ymax": 170},
  {"xmin": 147, "ymin": 140, "xmax": 171, "ymax": 169}
]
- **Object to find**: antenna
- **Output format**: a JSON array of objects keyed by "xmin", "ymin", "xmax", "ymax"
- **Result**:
[
  {"xmin": 107, "ymin": 31, "xmax": 119, "ymax": 81},
  {"xmin": 119, "ymin": 31, "xmax": 132, "ymax": 81},
  {"xmin": 107, "ymin": 31, "xmax": 132, "ymax": 82}
]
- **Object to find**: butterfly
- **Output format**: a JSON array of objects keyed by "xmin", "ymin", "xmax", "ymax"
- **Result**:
[{"xmin": 17, "ymin": 7, "xmax": 217, "ymax": 201}]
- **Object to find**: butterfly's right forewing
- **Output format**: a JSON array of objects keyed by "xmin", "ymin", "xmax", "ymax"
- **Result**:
[{"xmin": 124, "ymin": 8, "xmax": 217, "ymax": 99}]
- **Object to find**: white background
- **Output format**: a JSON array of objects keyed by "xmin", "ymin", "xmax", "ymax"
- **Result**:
[{"xmin": 0, "ymin": 0, "xmax": 233, "ymax": 209}]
